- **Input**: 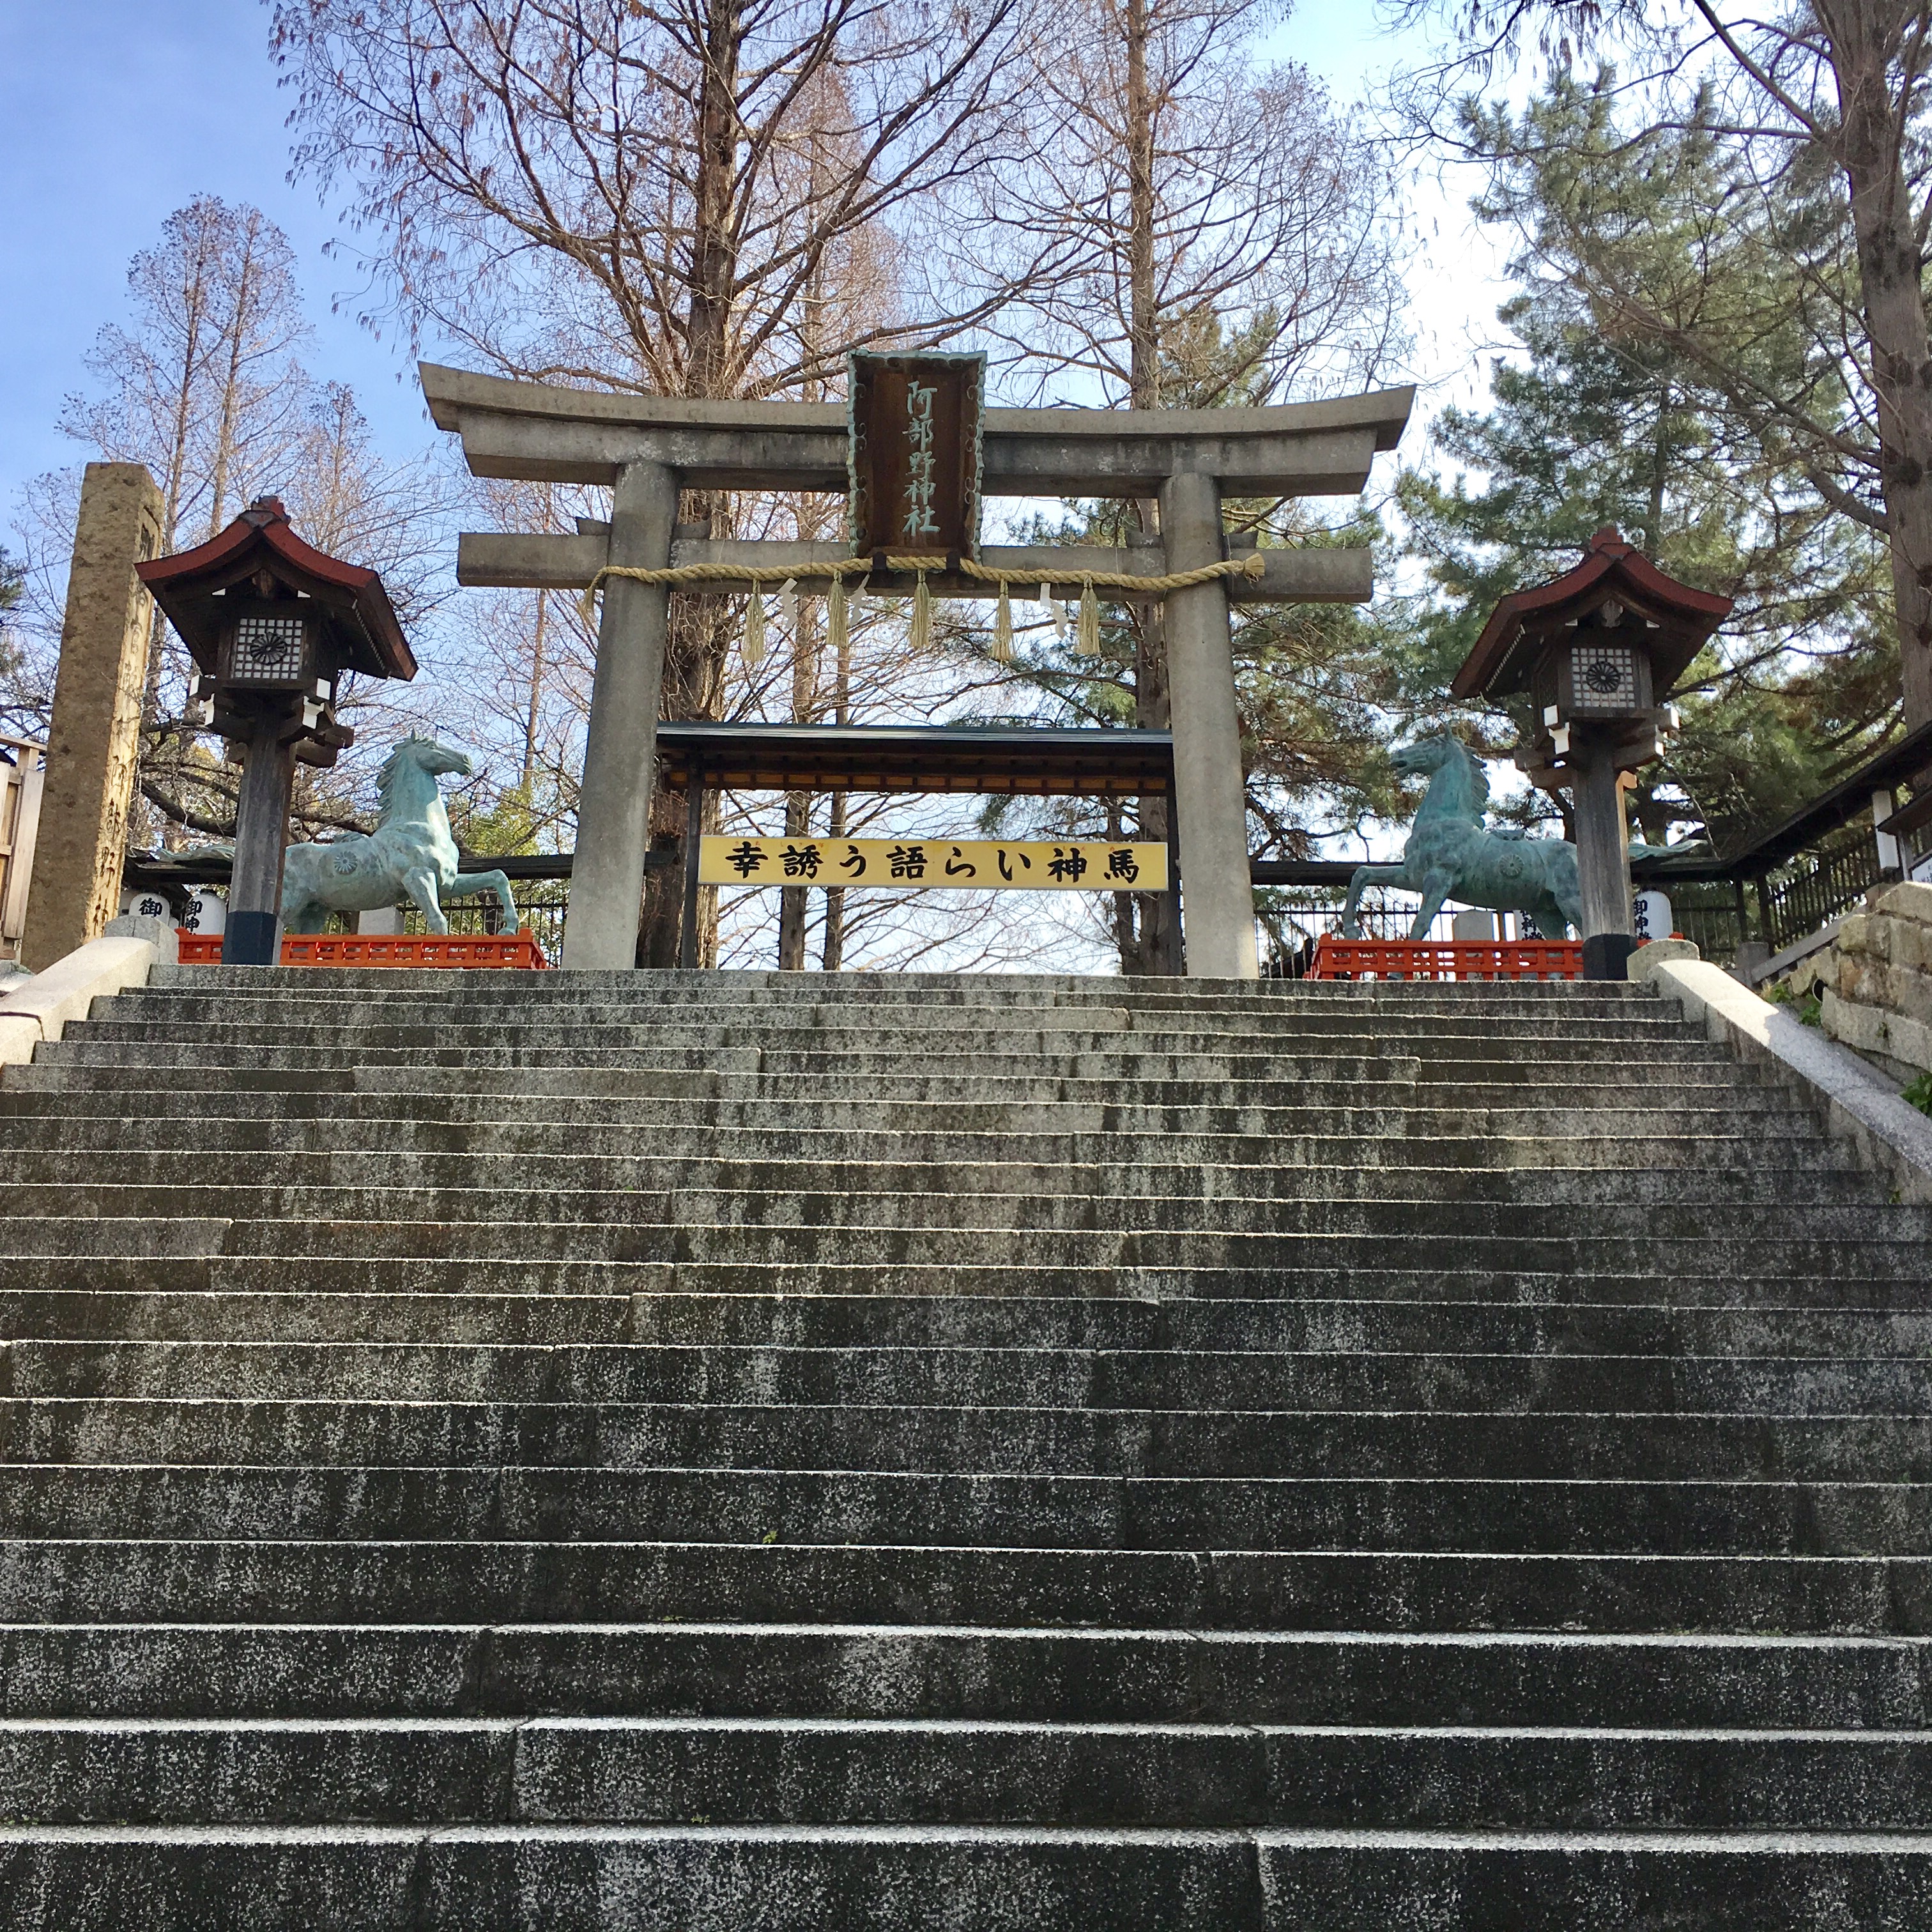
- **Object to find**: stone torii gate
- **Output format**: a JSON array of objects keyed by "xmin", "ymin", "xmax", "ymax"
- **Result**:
[{"xmin": 424, "ymin": 362, "xmax": 1411, "ymax": 977}]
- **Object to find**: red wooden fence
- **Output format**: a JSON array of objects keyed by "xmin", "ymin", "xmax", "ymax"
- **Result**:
[
  {"xmin": 1308, "ymin": 935, "xmax": 1583, "ymax": 982},
  {"xmin": 176, "ymin": 931, "xmax": 548, "ymax": 969}
]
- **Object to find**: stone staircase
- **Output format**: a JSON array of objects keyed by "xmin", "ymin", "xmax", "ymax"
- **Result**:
[{"xmin": 1, "ymin": 965, "xmax": 1929, "ymax": 1928}]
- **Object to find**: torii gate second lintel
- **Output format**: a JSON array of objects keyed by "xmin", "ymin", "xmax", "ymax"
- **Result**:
[{"xmin": 422, "ymin": 359, "xmax": 1413, "ymax": 978}]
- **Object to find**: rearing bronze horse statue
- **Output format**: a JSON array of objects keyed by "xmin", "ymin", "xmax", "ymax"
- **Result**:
[{"xmin": 1341, "ymin": 735, "xmax": 1583, "ymax": 940}]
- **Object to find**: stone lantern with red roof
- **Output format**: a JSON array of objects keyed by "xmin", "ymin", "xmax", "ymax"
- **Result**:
[
  {"xmin": 137, "ymin": 496, "xmax": 417, "ymax": 965},
  {"xmin": 1453, "ymin": 526, "xmax": 1731, "ymax": 979}
]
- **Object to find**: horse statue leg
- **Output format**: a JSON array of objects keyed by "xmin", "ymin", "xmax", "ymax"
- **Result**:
[
  {"xmin": 278, "ymin": 850, "xmax": 330, "ymax": 936},
  {"xmin": 1342, "ymin": 863, "xmax": 1410, "ymax": 939},
  {"xmin": 448, "ymin": 869, "xmax": 521, "ymax": 934},
  {"xmin": 1409, "ymin": 870, "xmax": 1454, "ymax": 940},
  {"xmin": 399, "ymin": 865, "xmax": 450, "ymax": 935}
]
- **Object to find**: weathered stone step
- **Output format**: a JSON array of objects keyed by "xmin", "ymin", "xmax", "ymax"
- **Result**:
[
  {"xmin": 31, "ymin": 1063, "xmax": 1772, "ymax": 1111},
  {"xmin": 0, "ymin": 1074, "xmax": 1808, "ymax": 1128},
  {"xmin": 6, "ymin": 1535, "xmax": 1929, "ymax": 1632},
  {"xmin": 6, "ymin": 1215, "xmax": 1923, "ymax": 1280},
  {"xmin": 9, "ymin": 1398, "xmax": 1928, "ymax": 1480},
  {"xmin": 10, "ymin": 1623, "xmax": 1929, "ymax": 1728},
  {"xmin": 6, "ymin": 1254, "xmax": 1913, "ymax": 1311},
  {"xmin": 6, "ymin": 1712, "xmax": 1932, "ymax": 1829},
  {"xmin": 13, "ymin": 1183, "xmax": 1913, "ymax": 1248},
  {"xmin": 0, "ymin": 1115, "xmax": 1843, "ymax": 1174},
  {"xmin": 77, "ymin": 1003, "xmax": 1714, "ymax": 1047},
  {"xmin": 3, "ymin": 1259, "xmax": 1916, "ymax": 1321},
  {"xmin": 8, "ymin": 1287, "xmax": 1920, "ymax": 1357},
  {"xmin": 7, "ymin": 1466, "xmax": 1926, "ymax": 1554},
  {"xmin": 4, "ymin": 1823, "xmax": 1928, "ymax": 1932},
  {"xmin": 36, "ymin": 1038, "xmax": 1742, "ymax": 1088},
  {"xmin": 0, "ymin": 1150, "xmax": 1881, "ymax": 1208},
  {"xmin": 144, "ymin": 962, "xmax": 1659, "ymax": 1002},
  {"xmin": 12, "ymin": 1338, "xmax": 1929, "ymax": 1416}
]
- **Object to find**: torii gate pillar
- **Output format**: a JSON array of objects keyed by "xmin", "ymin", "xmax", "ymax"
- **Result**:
[
  {"xmin": 564, "ymin": 460, "xmax": 678, "ymax": 971},
  {"xmin": 1161, "ymin": 471, "xmax": 1258, "ymax": 978}
]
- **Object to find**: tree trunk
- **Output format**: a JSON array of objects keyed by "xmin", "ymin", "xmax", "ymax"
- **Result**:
[
  {"xmin": 778, "ymin": 590, "xmax": 820, "ymax": 969},
  {"xmin": 1121, "ymin": 0, "xmax": 1183, "ymax": 973},
  {"xmin": 638, "ymin": 0, "xmax": 745, "ymax": 965},
  {"xmin": 521, "ymin": 590, "xmax": 547, "ymax": 793},
  {"xmin": 1827, "ymin": 1, "xmax": 1932, "ymax": 728},
  {"xmin": 820, "ymin": 601, "xmax": 852, "ymax": 970}
]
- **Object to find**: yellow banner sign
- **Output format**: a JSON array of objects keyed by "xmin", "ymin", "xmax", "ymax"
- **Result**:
[{"xmin": 700, "ymin": 836, "xmax": 1168, "ymax": 892}]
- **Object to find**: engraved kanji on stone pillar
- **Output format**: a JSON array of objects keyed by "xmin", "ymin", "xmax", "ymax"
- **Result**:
[{"xmin": 21, "ymin": 463, "xmax": 166, "ymax": 972}]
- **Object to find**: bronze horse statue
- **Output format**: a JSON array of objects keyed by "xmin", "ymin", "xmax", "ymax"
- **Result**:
[{"xmin": 1341, "ymin": 735, "xmax": 1583, "ymax": 940}]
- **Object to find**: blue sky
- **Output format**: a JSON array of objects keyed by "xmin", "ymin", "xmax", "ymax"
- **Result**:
[{"xmin": 0, "ymin": 1, "xmax": 1503, "ymax": 532}]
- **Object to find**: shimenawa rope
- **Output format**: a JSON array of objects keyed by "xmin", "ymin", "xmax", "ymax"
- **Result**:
[{"xmin": 576, "ymin": 549, "xmax": 1266, "ymax": 628}]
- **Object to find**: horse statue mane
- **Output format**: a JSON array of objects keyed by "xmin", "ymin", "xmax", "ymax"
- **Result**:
[
  {"xmin": 279, "ymin": 731, "xmax": 521, "ymax": 940},
  {"xmin": 1441, "ymin": 734, "xmax": 1491, "ymax": 812},
  {"xmin": 1341, "ymin": 733, "xmax": 1584, "ymax": 940},
  {"xmin": 375, "ymin": 735, "xmax": 440, "ymax": 816}
]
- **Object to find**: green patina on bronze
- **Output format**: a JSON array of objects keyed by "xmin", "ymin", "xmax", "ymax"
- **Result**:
[
  {"xmin": 1342, "ymin": 734, "xmax": 1584, "ymax": 940},
  {"xmin": 280, "ymin": 734, "xmax": 520, "ymax": 937}
]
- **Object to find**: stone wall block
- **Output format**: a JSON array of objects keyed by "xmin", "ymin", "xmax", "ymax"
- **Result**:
[
  {"xmin": 1871, "ymin": 879, "xmax": 1932, "ymax": 927},
  {"xmin": 1823, "ymin": 986, "xmax": 1932, "ymax": 1073},
  {"xmin": 1891, "ymin": 917, "xmax": 1932, "ymax": 974},
  {"xmin": 1822, "ymin": 986, "xmax": 1892, "ymax": 1057},
  {"xmin": 1887, "ymin": 962, "xmax": 1932, "ymax": 1029},
  {"xmin": 1836, "ymin": 913, "xmax": 1871, "ymax": 957}
]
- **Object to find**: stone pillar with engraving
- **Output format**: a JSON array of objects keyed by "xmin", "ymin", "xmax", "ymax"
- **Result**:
[{"xmin": 20, "ymin": 463, "xmax": 166, "ymax": 973}]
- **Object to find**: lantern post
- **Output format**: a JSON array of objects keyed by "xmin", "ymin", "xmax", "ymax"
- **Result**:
[{"xmin": 1453, "ymin": 526, "xmax": 1731, "ymax": 979}]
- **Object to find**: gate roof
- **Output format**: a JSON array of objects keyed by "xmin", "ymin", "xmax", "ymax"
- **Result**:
[{"xmin": 656, "ymin": 723, "xmax": 1174, "ymax": 796}]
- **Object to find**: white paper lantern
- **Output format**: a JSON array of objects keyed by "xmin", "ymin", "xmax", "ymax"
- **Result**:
[
  {"xmin": 180, "ymin": 889, "xmax": 226, "ymax": 935},
  {"xmin": 1632, "ymin": 889, "xmax": 1674, "ymax": 940}
]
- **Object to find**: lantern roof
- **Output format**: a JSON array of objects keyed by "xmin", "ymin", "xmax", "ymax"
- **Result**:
[
  {"xmin": 1452, "ymin": 525, "xmax": 1731, "ymax": 703},
  {"xmin": 135, "ymin": 496, "xmax": 417, "ymax": 682}
]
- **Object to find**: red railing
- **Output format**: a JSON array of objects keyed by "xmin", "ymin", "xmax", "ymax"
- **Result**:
[
  {"xmin": 176, "ymin": 931, "xmax": 548, "ymax": 969},
  {"xmin": 1308, "ymin": 934, "xmax": 1582, "ymax": 981}
]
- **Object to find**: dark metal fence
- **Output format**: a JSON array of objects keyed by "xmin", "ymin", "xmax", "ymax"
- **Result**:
[
  {"xmin": 408, "ymin": 891, "xmax": 569, "ymax": 963},
  {"xmin": 1760, "ymin": 827, "xmax": 1885, "ymax": 953}
]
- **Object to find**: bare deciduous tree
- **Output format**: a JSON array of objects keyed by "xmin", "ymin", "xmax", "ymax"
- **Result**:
[
  {"xmin": 272, "ymin": 0, "xmax": 1073, "ymax": 958},
  {"xmin": 963, "ymin": 0, "xmax": 1405, "ymax": 968},
  {"xmin": 13, "ymin": 197, "xmax": 456, "ymax": 848}
]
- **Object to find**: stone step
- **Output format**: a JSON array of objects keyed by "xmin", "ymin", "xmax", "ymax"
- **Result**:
[
  {"xmin": 11, "ymin": 1181, "xmax": 1913, "ymax": 1244},
  {"xmin": 144, "ymin": 962, "xmax": 1659, "ymax": 1002},
  {"xmin": 9, "ymin": 1623, "xmax": 1929, "ymax": 1728},
  {"xmin": 7, "ymin": 1216, "xmax": 1924, "ymax": 1278},
  {"xmin": 0, "ymin": 1080, "xmax": 1814, "ymax": 1127},
  {"xmin": 31, "ymin": 1039, "xmax": 1749, "ymax": 1089},
  {"xmin": 5, "ymin": 1712, "xmax": 1931, "ymax": 1830},
  {"xmin": 6, "ymin": 1465, "xmax": 1926, "ymax": 1554},
  {"xmin": 4, "ymin": 1536, "xmax": 1927, "ymax": 1631},
  {"xmin": 5, "ymin": 1255, "xmax": 1915, "ymax": 1310},
  {"xmin": 20, "ymin": 1063, "xmax": 1781, "ymax": 1115},
  {"xmin": 8, "ymin": 1287, "xmax": 1923, "ymax": 1356},
  {"xmin": 8, "ymin": 1398, "xmax": 1928, "ymax": 1480},
  {"xmin": 11, "ymin": 1338, "xmax": 1930, "ymax": 1415},
  {"xmin": 6, "ymin": 1823, "xmax": 1927, "ymax": 1932},
  {"xmin": 0, "ymin": 1150, "xmax": 1882, "ymax": 1206},
  {"xmin": 75, "ymin": 1003, "xmax": 1717, "ymax": 1046},
  {"xmin": 0, "ymin": 1115, "xmax": 1845, "ymax": 1170}
]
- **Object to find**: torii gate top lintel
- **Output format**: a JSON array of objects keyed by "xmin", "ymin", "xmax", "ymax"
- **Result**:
[{"xmin": 419, "ymin": 361, "xmax": 1414, "ymax": 496}]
